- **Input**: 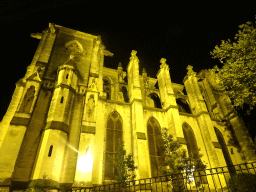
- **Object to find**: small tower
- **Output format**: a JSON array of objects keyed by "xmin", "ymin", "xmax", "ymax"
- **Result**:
[{"xmin": 31, "ymin": 42, "xmax": 81, "ymax": 183}]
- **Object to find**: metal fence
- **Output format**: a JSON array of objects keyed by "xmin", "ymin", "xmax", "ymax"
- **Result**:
[{"xmin": 71, "ymin": 162, "xmax": 256, "ymax": 192}]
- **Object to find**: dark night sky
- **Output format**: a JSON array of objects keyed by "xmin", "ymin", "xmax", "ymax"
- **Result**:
[{"xmin": 0, "ymin": 0, "xmax": 255, "ymax": 138}]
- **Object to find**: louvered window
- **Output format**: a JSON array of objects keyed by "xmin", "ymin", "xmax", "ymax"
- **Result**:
[{"xmin": 105, "ymin": 111, "xmax": 123, "ymax": 180}]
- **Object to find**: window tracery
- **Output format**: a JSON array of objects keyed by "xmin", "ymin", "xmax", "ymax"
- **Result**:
[
  {"xmin": 147, "ymin": 117, "xmax": 164, "ymax": 177},
  {"xmin": 105, "ymin": 111, "xmax": 123, "ymax": 180}
]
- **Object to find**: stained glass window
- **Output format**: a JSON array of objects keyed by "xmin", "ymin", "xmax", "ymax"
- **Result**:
[{"xmin": 105, "ymin": 111, "xmax": 123, "ymax": 180}]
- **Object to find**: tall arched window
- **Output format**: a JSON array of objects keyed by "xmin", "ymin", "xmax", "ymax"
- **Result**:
[
  {"xmin": 214, "ymin": 127, "xmax": 234, "ymax": 172},
  {"xmin": 182, "ymin": 123, "xmax": 207, "ymax": 184},
  {"xmin": 147, "ymin": 117, "xmax": 163, "ymax": 177},
  {"xmin": 103, "ymin": 76, "xmax": 111, "ymax": 100},
  {"xmin": 182, "ymin": 123, "xmax": 199, "ymax": 158},
  {"xmin": 105, "ymin": 111, "xmax": 123, "ymax": 180}
]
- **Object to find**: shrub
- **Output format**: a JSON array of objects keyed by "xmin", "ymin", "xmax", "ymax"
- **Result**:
[{"xmin": 228, "ymin": 173, "xmax": 256, "ymax": 192}]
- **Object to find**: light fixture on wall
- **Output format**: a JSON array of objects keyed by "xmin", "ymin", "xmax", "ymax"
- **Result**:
[{"xmin": 77, "ymin": 147, "xmax": 93, "ymax": 172}]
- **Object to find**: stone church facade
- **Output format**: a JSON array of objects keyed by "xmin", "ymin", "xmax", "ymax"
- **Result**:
[{"xmin": 0, "ymin": 23, "xmax": 255, "ymax": 191}]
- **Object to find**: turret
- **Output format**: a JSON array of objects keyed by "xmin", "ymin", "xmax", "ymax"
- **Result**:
[{"xmin": 31, "ymin": 47, "xmax": 80, "ymax": 183}]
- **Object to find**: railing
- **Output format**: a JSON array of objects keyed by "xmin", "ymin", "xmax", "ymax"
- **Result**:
[{"xmin": 70, "ymin": 162, "xmax": 256, "ymax": 192}]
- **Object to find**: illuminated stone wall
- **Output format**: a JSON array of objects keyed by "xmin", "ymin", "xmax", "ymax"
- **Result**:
[{"xmin": 0, "ymin": 23, "xmax": 255, "ymax": 192}]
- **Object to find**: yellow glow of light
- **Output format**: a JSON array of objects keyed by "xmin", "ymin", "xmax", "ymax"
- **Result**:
[
  {"xmin": 184, "ymin": 167, "xmax": 195, "ymax": 184},
  {"xmin": 77, "ymin": 152, "xmax": 93, "ymax": 172}
]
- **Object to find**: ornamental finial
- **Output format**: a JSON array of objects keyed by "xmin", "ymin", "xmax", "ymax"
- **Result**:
[
  {"xmin": 160, "ymin": 58, "xmax": 169, "ymax": 70},
  {"xmin": 186, "ymin": 65, "xmax": 196, "ymax": 76}
]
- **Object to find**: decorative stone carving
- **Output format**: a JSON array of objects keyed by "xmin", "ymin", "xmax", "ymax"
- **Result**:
[
  {"xmin": 130, "ymin": 50, "xmax": 139, "ymax": 64},
  {"xmin": 49, "ymin": 23, "xmax": 56, "ymax": 35},
  {"xmin": 86, "ymin": 95, "xmax": 95, "ymax": 122},
  {"xmin": 118, "ymin": 62, "xmax": 124, "ymax": 82},
  {"xmin": 104, "ymin": 50, "xmax": 114, "ymax": 57},
  {"xmin": 30, "ymin": 32, "xmax": 42, "ymax": 39},
  {"xmin": 88, "ymin": 77, "xmax": 98, "ymax": 91},
  {"xmin": 186, "ymin": 65, "xmax": 197, "ymax": 76},
  {"xmin": 160, "ymin": 58, "xmax": 169, "ymax": 70},
  {"xmin": 65, "ymin": 40, "xmax": 83, "ymax": 56}
]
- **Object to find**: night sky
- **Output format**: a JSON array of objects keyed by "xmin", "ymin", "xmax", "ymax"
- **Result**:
[{"xmin": 0, "ymin": 0, "xmax": 255, "ymax": 138}]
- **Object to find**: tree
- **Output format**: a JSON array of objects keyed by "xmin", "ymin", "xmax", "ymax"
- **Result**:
[
  {"xmin": 114, "ymin": 141, "xmax": 138, "ymax": 186},
  {"xmin": 159, "ymin": 128, "xmax": 206, "ymax": 189},
  {"xmin": 210, "ymin": 16, "xmax": 256, "ymax": 114}
]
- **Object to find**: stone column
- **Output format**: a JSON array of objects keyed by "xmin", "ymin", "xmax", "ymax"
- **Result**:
[
  {"xmin": 127, "ymin": 50, "xmax": 150, "ymax": 179},
  {"xmin": 184, "ymin": 65, "xmax": 220, "ymax": 168},
  {"xmin": 157, "ymin": 58, "xmax": 182, "ymax": 138},
  {"xmin": 90, "ymin": 37, "xmax": 101, "ymax": 78},
  {"xmin": 72, "ymin": 75, "xmax": 99, "ymax": 187}
]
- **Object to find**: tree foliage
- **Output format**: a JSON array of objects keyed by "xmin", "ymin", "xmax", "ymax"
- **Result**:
[
  {"xmin": 159, "ymin": 128, "xmax": 206, "ymax": 187},
  {"xmin": 228, "ymin": 173, "xmax": 256, "ymax": 192},
  {"xmin": 114, "ymin": 141, "xmax": 138, "ymax": 185},
  {"xmin": 211, "ymin": 16, "xmax": 256, "ymax": 114}
]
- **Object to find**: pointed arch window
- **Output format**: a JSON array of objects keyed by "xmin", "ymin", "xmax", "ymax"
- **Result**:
[
  {"xmin": 103, "ymin": 76, "xmax": 111, "ymax": 100},
  {"xmin": 182, "ymin": 123, "xmax": 199, "ymax": 157},
  {"xmin": 105, "ymin": 111, "xmax": 123, "ymax": 180},
  {"xmin": 182, "ymin": 123, "xmax": 207, "ymax": 184},
  {"xmin": 147, "ymin": 117, "xmax": 164, "ymax": 177},
  {"xmin": 214, "ymin": 127, "xmax": 234, "ymax": 172}
]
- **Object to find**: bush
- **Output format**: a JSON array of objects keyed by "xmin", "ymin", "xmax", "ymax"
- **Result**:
[{"xmin": 228, "ymin": 173, "xmax": 256, "ymax": 192}]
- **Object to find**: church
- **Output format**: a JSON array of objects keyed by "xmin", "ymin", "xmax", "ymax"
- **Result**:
[{"xmin": 0, "ymin": 23, "xmax": 255, "ymax": 191}]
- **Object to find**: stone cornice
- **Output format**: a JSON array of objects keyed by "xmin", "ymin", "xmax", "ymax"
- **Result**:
[
  {"xmin": 45, "ymin": 121, "xmax": 69, "ymax": 134},
  {"xmin": 55, "ymin": 84, "xmax": 77, "ymax": 94},
  {"xmin": 165, "ymin": 104, "xmax": 179, "ymax": 111},
  {"xmin": 145, "ymin": 87, "xmax": 160, "ymax": 92},
  {"xmin": 143, "ymin": 106, "xmax": 164, "ymax": 112},
  {"xmin": 212, "ymin": 141, "xmax": 221, "ymax": 148},
  {"xmin": 177, "ymin": 137, "xmax": 187, "ymax": 145},
  {"xmin": 174, "ymin": 94, "xmax": 188, "ymax": 99},
  {"xmin": 10, "ymin": 116, "xmax": 30, "ymax": 126},
  {"xmin": 179, "ymin": 111, "xmax": 210, "ymax": 117},
  {"xmin": 55, "ymin": 24, "xmax": 97, "ymax": 40},
  {"xmin": 130, "ymin": 98, "xmax": 143, "ymax": 105},
  {"xmin": 81, "ymin": 125, "xmax": 96, "ymax": 134},
  {"xmin": 98, "ymin": 98, "xmax": 130, "ymax": 105}
]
